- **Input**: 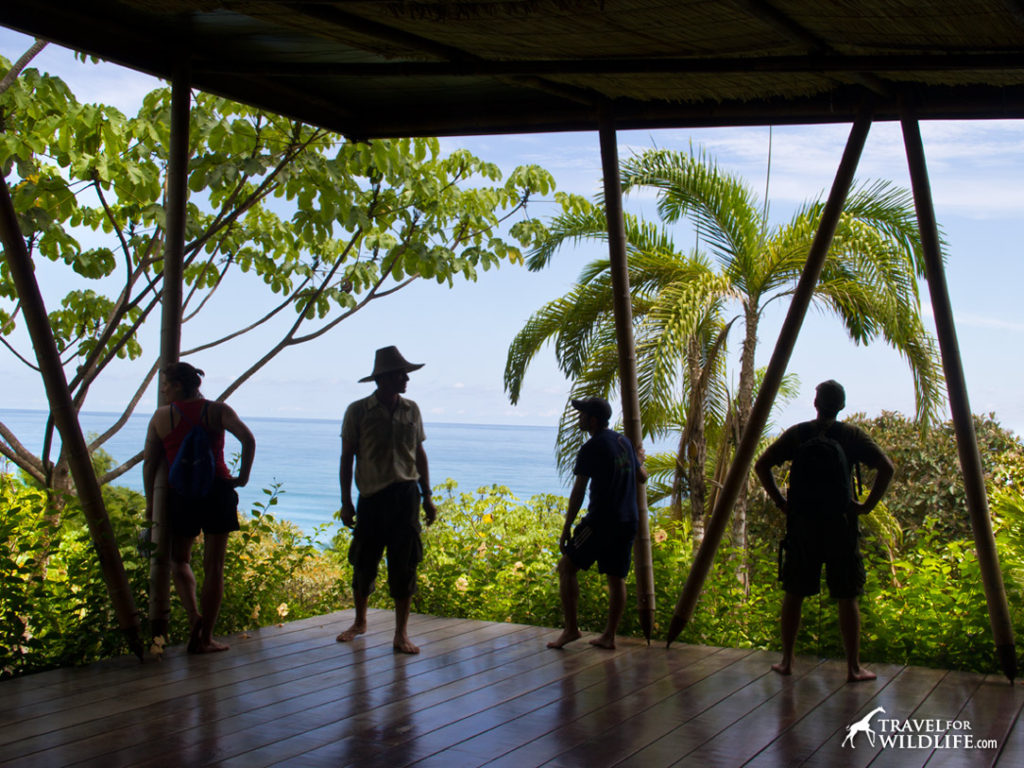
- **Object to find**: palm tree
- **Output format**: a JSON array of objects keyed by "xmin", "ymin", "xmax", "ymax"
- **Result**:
[
  {"xmin": 504, "ymin": 199, "xmax": 731, "ymax": 498},
  {"xmin": 506, "ymin": 148, "xmax": 943, "ymax": 558},
  {"xmin": 619, "ymin": 147, "xmax": 943, "ymax": 561}
]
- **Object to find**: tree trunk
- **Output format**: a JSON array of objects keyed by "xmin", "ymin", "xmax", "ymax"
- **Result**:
[
  {"xmin": 0, "ymin": 174, "xmax": 144, "ymax": 659},
  {"xmin": 730, "ymin": 305, "xmax": 760, "ymax": 592}
]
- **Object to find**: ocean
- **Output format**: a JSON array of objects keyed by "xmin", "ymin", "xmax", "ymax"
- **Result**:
[{"xmin": 0, "ymin": 409, "xmax": 569, "ymax": 535}]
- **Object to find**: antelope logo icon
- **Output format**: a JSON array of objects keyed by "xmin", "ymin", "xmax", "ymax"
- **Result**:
[{"xmin": 842, "ymin": 707, "xmax": 886, "ymax": 748}]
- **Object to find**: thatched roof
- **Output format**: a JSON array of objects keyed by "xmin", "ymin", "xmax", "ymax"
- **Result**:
[{"xmin": 2, "ymin": 1, "xmax": 1024, "ymax": 137}]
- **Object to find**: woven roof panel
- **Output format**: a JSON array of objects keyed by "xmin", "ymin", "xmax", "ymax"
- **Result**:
[{"xmin": 3, "ymin": 0, "xmax": 1024, "ymax": 136}]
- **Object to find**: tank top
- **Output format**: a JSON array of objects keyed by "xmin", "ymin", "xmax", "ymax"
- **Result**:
[{"xmin": 161, "ymin": 399, "xmax": 231, "ymax": 478}]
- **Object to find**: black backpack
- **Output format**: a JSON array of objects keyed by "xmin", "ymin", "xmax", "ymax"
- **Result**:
[
  {"xmin": 786, "ymin": 423, "xmax": 854, "ymax": 543},
  {"xmin": 168, "ymin": 402, "xmax": 216, "ymax": 499}
]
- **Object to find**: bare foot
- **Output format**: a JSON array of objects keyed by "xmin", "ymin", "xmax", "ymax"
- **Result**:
[
  {"xmin": 335, "ymin": 622, "xmax": 366, "ymax": 643},
  {"xmin": 589, "ymin": 635, "xmax": 616, "ymax": 650},
  {"xmin": 546, "ymin": 629, "xmax": 582, "ymax": 649},
  {"xmin": 197, "ymin": 638, "xmax": 230, "ymax": 653},
  {"xmin": 393, "ymin": 636, "xmax": 420, "ymax": 654},
  {"xmin": 848, "ymin": 667, "xmax": 877, "ymax": 683},
  {"xmin": 771, "ymin": 662, "xmax": 792, "ymax": 676}
]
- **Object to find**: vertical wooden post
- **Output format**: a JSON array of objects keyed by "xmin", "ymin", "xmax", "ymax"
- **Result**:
[
  {"xmin": 148, "ymin": 59, "xmax": 190, "ymax": 639},
  {"xmin": 598, "ymin": 109, "xmax": 655, "ymax": 641},
  {"xmin": 667, "ymin": 110, "xmax": 873, "ymax": 645},
  {"xmin": 0, "ymin": 175, "xmax": 144, "ymax": 660},
  {"xmin": 901, "ymin": 115, "xmax": 1016, "ymax": 681}
]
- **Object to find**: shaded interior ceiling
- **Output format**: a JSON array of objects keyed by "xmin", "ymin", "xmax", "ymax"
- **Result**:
[{"xmin": 2, "ymin": 1, "xmax": 1024, "ymax": 138}]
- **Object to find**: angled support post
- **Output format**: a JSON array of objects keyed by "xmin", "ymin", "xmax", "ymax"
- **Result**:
[
  {"xmin": 901, "ymin": 114, "xmax": 1016, "ymax": 682},
  {"xmin": 598, "ymin": 108, "xmax": 655, "ymax": 642},
  {"xmin": 0, "ymin": 175, "xmax": 144, "ymax": 660},
  {"xmin": 667, "ymin": 109, "xmax": 873, "ymax": 646},
  {"xmin": 149, "ymin": 57, "xmax": 191, "ymax": 640}
]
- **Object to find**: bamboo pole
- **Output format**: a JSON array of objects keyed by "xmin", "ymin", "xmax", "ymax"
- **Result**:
[
  {"xmin": 598, "ymin": 110, "xmax": 655, "ymax": 642},
  {"xmin": 0, "ymin": 175, "xmax": 144, "ymax": 660},
  {"xmin": 148, "ymin": 59, "xmax": 190, "ymax": 639},
  {"xmin": 666, "ymin": 110, "xmax": 873, "ymax": 646},
  {"xmin": 901, "ymin": 115, "xmax": 1016, "ymax": 682}
]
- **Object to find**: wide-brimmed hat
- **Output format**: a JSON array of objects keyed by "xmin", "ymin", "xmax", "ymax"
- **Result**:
[
  {"xmin": 359, "ymin": 346, "xmax": 425, "ymax": 382},
  {"xmin": 571, "ymin": 396, "xmax": 612, "ymax": 422}
]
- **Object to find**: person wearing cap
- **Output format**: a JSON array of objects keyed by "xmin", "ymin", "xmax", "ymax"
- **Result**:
[
  {"xmin": 335, "ymin": 346, "xmax": 437, "ymax": 654},
  {"xmin": 547, "ymin": 396, "xmax": 647, "ymax": 650},
  {"xmin": 754, "ymin": 379, "xmax": 894, "ymax": 682},
  {"xmin": 143, "ymin": 362, "xmax": 256, "ymax": 654}
]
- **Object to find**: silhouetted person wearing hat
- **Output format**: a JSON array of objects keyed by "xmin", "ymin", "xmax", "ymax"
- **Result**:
[
  {"xmin": 754, "ymin": 380, "xmax": 893, "ymax": 682},
  {"xmin": 336, "ymin": 346, "xmax": 436, "ymax": 654},
  {"xmin": 548, "ymin": 397, "xmax": 647, "ymax": 650}
]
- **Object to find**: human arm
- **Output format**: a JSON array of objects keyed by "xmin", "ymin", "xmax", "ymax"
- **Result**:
[
  {"xmin": 218, "ymin": 404, "xmax": 256, "ymax": 488},
  {"xmin": 850, "ymin": 453, "xmax": 894, "ymax": 515},
  {"xmin": 339, "ymin": 438, "xmax": 357, "ymax": 528},
  {"xmin": 142, "ymin": 416, "xmax": 163, "ymax": 522},
  {"xmin": 559, "ymin": 475, "xmax": 589, "ymax": 554},
  {"xmin": 754, "ymin": 446, "xmax": 787, "ymax": 513},
  {"xmin": 415, "ymin": 442, "xmax": 436, "ymax": 526}
]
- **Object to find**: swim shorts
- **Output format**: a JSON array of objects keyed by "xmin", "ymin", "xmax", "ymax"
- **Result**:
[{"xmin": 349, "ymin": 481, "xmax": 423, "ymax": 599}]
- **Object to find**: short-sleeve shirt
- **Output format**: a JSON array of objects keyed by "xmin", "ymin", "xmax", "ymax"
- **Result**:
[
  {"xmin": 341, "ymin": 394, "xmax": 426, "ymax": 498},
  {"xmin": 574, "ymin": 428, "xmax": 642, "ymax": 527},
  {"xmin": 759, "ymin": 419, "xmax": 887, "ymax": 474}
]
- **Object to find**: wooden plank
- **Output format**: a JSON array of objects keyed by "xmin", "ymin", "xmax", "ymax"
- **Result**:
[
  {"xmin": 212, "ymin": 634, "xmax": 637, "ymax": 766},
  {"xmin": 481, "ymin": 646, "xmax": 753, "ymax": 768},
  {"xmin": 0, "ymin": 609, "xmax": 343, "ymax": 715},
  {"xmin": 741, "ymin": 662, "xmax": 905, "ymax": 767},
  {"xmin": 869, "ymin": 670, "xmax": 984, "ymax": 768},
  {"xmin": 101, "ymin": 618, "xmax": 552, "ymax": 766},
  {"xmin": 672, "ymin": 658, "xmax": 853, "ymax": 765},
  {"xmin": 466, "ymin": 647, "xmax": 745, "ymax": 765},
  {"xmin": 603, "ymin": 653, "xmax": 826, "ymax": 768},
  {"xmin": 3, "ymin": 612, "xmax": 1024, "ymax": 768},
  {"xmin": 799, "ymin": 664, "xmax": 948, "ymax": 767},
  {"xmin": 380, "ymin": 642, "xmax": 718, "ymax": 766},
  {"xmin": 1, "ymin": 612, "xmax": 486, "ymax": 766},
  {"xmin": 0, "ymin": 609, "xmax": 354, "ymax": 723}
]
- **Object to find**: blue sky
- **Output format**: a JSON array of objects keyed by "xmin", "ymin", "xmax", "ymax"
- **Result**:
[{"xmin": 3, "ymin": 28, "xmax": 1024, "ymax": 439}]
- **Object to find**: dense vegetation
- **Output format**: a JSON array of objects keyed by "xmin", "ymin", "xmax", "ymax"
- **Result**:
[{"xmin": 2, "ymin": 412, "xmax": 1023, "ymax": 678}]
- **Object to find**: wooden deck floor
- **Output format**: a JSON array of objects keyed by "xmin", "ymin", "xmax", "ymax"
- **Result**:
[{"xmin": 2, "ymin": 609, "xmax": 1024, "ymax": 767}]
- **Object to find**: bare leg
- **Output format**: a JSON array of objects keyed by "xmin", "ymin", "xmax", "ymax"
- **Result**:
[
  {"xmin": 169, "ymin": 534, "xmax": 204, "ymax": 652},
  {"xmin": 590, "ymin": 574, "xmax": 625, "ymax": 649},
  {"xmin": 838, "ymin": 597, "xmax": 876, "ymax": 682},
  {"xmin": 336, "ymin": 591, "xmax": 369, "ymax": 642},
  {"xmin": 195, "ymin": 532, "xmax": 230, "ymax": 653},
  {"xmin": 548, "ymin": 555, "xmax": 582, "ymax": 649},
  {"xmin": 772, "ymin": 592, "xmax": 803, "ymax": 675},
  {"xmin": 393, "ymin": 597, "xmax": 419, "ymax": 654}
]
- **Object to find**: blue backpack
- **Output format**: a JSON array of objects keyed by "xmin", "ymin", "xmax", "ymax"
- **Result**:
[{"xmin": 168, "ymin": 402, "xmax": 216, "ymax": 499}]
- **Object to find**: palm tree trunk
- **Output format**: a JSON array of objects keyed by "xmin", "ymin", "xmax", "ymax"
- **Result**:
[
  {"xmin": 730, "ymin": 305, "xmax": 760, "ymax": 592},
  {"xmin": 902, "ymin": 115, "xmax": 1016, "ymax": 682},
  {"xmin": 599, "ymin": 112, "xmax": 655, "ymax": 641},
  {"xmin": 667, "ymin": 110, "xmax": 873, "ymax": 645},
  {"xmin": 0, "ymin": 174, "xmax": 144, "ymax": 660}
]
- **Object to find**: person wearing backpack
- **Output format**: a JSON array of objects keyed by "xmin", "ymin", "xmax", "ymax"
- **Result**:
[
  {"xmin": 143, "ymin": 362, "xmax": 256, "ymax": 654},
  {"xmin": 754, "ymin": 380, "xmax": 893, "ymax": 682}
]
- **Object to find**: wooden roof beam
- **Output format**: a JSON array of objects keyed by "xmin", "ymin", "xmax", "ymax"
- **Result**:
[
  {"xmin": 194, "ymin": 52, "xmax": 1024, "ymax": 78},
  {"xmin": 265, "ymin": 2, "xmax": 601, "ymax": 107},
  {"xmin": 735, "ymin": 0, "xmax": 895, "ymax": 98}
]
